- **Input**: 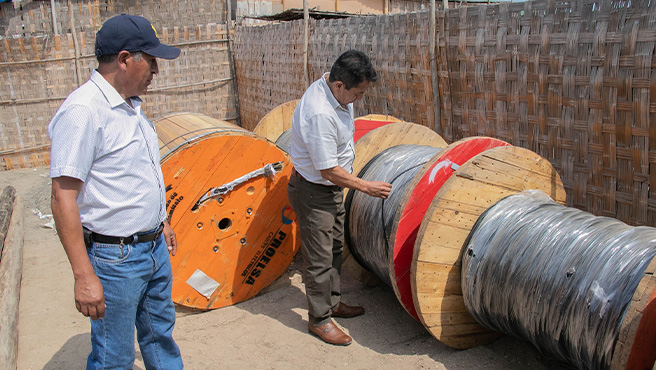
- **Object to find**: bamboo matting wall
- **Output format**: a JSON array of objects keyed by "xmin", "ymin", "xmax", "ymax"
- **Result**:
[
  {"xmin": 234, "ymin": 12, "xmax": 436, "ymax": 131},
  {"xmin": 0, "ymin": 0, "xmax": 227, "ymax": 37},
  {"xmin": 0, "ymin": 0, "xmax": 236, "ymax": 170},
  {"xmin": 232, "ymin": 0, "xmax": 656, "ymax": 226},
  {"xmin": 233, "ymin": 20, "xmax": 307, "ymax": 130}
]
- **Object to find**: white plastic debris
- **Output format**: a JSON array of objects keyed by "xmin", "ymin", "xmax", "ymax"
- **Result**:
[{"xmin": 32, "ymin": 208, "xmax": 56, "ymax": 231}]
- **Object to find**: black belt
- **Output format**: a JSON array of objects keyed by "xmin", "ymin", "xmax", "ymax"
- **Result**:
[
  {"xmin": 85, "ymin": 223, "xmax": 164, "ymax": 245},
  {"xmin": 291, "ymin": 168, "xmax": 342, "ymax": 191}
]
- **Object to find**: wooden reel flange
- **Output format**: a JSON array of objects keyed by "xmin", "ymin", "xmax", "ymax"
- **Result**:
[
  {"xmin": 252, "ymin": 100, "xmax": 299, "ymax": 142},
  {"xmin": 610, "ymin": 257, "xmax": 656, "ymax": 370},
  {"xmin": 387, "ymin": 137, "xmax": 510, "ymax": 321},
  {"xmin": 411, "ymin": 145, "xmax": 567, "ymax": 349}
]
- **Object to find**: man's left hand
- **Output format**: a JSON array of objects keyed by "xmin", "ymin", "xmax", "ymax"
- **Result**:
[{"xmin": 163, "ymin": 221, "xmax": 177, "ymax": 256}]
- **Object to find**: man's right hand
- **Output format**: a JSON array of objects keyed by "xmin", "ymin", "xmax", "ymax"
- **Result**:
[
  {"xmin": 74, "ymin": 271, "xmax": 105, "ymax": 320},
  {"xmin": 364, "ymin": 181, "xmax": 392, "ymax": 199}
]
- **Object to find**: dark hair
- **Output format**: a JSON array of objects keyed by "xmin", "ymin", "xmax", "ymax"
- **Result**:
[
  {"xmin": 328, "ymin": 50, "xmax": 377, "ymax": 90},
  {"xmin": 96, "ymin": 54, "xmax": 118, "ymax": 64}
]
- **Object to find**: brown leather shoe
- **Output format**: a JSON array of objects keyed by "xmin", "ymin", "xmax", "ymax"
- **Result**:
[
  {"xmin": 307, "ymin": 321, "xmax": 352, "ymax": 346},
  {"xmin": 331, "ymin": 302, "xmax": 364, "ymax": 318}
]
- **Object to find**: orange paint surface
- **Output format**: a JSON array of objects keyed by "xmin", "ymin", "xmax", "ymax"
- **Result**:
[{"xmin": 161, "ymin": 131, "xmax": 300, "ymax": 310}]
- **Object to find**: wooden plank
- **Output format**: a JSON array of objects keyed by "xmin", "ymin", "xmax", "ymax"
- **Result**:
[
  {"xmin": 0, "ymin": 186, "xmax": 16, "ymax": 260},
  {"xmin": 0, "ymin": 196, "xmax": 23, "ymax": 369}
]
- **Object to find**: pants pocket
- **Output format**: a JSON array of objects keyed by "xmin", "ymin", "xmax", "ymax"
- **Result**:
[{"xmin": 90, "ymin": 243, "xmax": 132, "ymax": 264}]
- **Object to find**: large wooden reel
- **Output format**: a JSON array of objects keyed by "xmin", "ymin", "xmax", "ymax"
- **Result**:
[
  {"xmin": 252, "ymin": 100, "xmax": 299, "ymax": 142},
  {"xmin": 155, "ymin": 112, "xmax": 242, "ymax": 158},
  {"xmin": 154, "ymin": 113, "xmax": 300, "ymax": 310},
  {"xmin": 411, "ymin": 146, "xmax": 567, "ymax": 349},
  {"xmin": 343, "ymin": 122, "xmax": 447, "ymax": 285},
  {"xmin": 387, "ymin": 137, "xmax": 509, "ymax": 321}
]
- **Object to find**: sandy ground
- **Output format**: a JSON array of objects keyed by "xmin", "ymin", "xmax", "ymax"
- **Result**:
[{"xmin": 2, "ymin": 166, "xmax": 571, "ymax": 370}]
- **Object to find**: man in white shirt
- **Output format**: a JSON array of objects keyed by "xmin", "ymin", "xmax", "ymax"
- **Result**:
[
  {"xmin": 287, "ymin": 50, "xmax": 392, "ymax": 346},
  {"xmin": 49, "ymin": 14, "xmax": 183, "ymax": 369}
]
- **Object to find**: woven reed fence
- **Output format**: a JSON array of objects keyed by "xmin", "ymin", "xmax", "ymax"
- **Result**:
[
  {"xmin": 234, "ymin": 12, "xmax": 436, "ymax": 130},
  {"xmin": 233, "ymin": 0, "xmax": 656, "ymax": 226},
  {"xmin": 0, "ymin": 0, "xmax": 237, "ymax": 170}
]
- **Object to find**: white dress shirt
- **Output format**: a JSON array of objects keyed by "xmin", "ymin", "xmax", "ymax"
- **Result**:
[
  {"xmin": 290, "ymin": 73, "xmax": 355, "ymax": 186},
  {"xmin": 49, "ymin": 70, "xmax": 166, "ymax": 236}
]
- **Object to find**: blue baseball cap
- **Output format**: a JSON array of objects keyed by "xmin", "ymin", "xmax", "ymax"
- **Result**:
[{"xmin": 95, "ymin": 14, "xmax": 180, "ymax": 59}]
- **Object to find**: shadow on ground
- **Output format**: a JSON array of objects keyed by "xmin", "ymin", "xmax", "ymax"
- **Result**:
[{"xmin": 42, "ymin": 333, "xmax": 145, "ymax": 370}]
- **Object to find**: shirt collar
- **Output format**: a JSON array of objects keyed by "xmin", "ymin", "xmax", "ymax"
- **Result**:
[
  {"xmin": 89, "ymin": 70, "xmax": 140, "ymax": 109},
  {"xmin": 320, "ymin": 72, "xmax": 347, "ymax": 111}
]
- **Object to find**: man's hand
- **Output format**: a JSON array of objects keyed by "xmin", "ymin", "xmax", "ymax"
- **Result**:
[
  {"xmin": 163, "ymin": 221, "xmax": 177, "ymax": 256},
  {"xmin": 74, "ymin": 271, "xmax": 105, "ymax": 320},
  {"xmin": 320, "ymin": 166, "xmax": 392, "ymax": 199},
  {"xmin": 363, "ymin": 180, "xmax": 392, "ymax": 199}
]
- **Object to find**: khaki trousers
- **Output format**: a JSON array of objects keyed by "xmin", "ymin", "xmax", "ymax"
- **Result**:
[{"xmin": 287, "ymin": 173, "xmax": 345, "ymax": 326}]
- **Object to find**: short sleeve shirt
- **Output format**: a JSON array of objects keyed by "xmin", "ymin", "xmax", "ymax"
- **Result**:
[
  {"xmin": 49, "ymin": 70, "xmax": 166, "ymax": 236},
  {"xmin": 290, "ymin": 73, "xmax": 355, "ymax": 186}
]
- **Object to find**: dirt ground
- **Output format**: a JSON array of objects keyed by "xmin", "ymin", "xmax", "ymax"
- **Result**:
[{"xmin": 2, "ymin": 166, "xmax": 571, "ymax": 370}]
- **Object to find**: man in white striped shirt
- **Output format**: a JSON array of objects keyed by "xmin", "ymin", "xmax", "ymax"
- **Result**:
[{"xmin": 49, "ymin": 14, "xmax": 183, "ymax": 369}]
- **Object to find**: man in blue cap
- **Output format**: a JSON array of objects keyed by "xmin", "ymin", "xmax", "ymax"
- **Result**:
[{"xmin": 49, "ymin": 14, "xmax": 183, "ymax": 369}]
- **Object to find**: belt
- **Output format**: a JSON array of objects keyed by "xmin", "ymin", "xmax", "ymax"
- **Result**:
[
  {"xmin": 87, "ymin": 223, "xmax": 164, "ymax": 245},
  {"xmin": 291, "ymin": 168, "xmax": 342, "ymax": 191}
]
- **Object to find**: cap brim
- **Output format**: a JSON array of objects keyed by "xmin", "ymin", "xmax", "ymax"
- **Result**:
[{"xmin": 142, "ymin": 43, "xmax": 181, "ymax": 60}]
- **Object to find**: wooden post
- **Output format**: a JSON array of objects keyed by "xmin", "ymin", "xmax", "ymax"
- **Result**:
[
  {"xmin": 430, "ymin": 0, "xmax": 441, "ymax": 134},
  {"xmin": 226, "ymin": 0, "xmax": 241, "ymax": 125},
  {"xmin": 50, "ymin": 0, "xmax": 59, "ymax": 35},
  {"xmin": 0, "ymin": 186, "xmax": 16, "ymax": 259},
  {"xmin": 0, "ymin": 194, "xmax": 23, "ymax": 370},
  {"xmin": 68, "ymin": 0, "xmax": 82, "ymax": 87},
  {"xmin": 303, "ymin": 0, "xmax": 310, "ymax": 88}
]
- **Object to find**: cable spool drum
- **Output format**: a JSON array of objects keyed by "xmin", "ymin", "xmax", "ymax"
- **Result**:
[
  {"xmin": 411, "ymin": 145, "xmax": 567, "ymax": 349},
  {"xmin": 252, "ymin": 100, "xmax": 299, "ymax": 142},
  {"xmin": 272, "ymin": 115, "xmax": 403, "ymax": 155},
  {"xmin": 353, "ymin": 114, "xmax": 403, "ymax": 142},
  {"xmin": 274, "ymin": 129, "xmax": 292, "ymax": 154},
  {"xmin": 343, "ymin": 122, "xmax": 447, "ymax": 285},
  {"xmin": 460, "ymin": 191, "xmax": 656, "ymax": 370},
  {"xmin": 156, "ymin": 112, "xmax": 241, "ymax": 157},
  {"xmin": 347, "ymin": 144, "xmax": 442, "ymax": 287},
  {"xmin": 154, "ymin": 113, "xmax": 300, "ymax": 310},
  {"xmin": 387, "ymin": 137, "xmax": 510, "ymax": 321},
  {"xmin": 612, "ymin": 258, "xmax": 656, "ymax": 370}
]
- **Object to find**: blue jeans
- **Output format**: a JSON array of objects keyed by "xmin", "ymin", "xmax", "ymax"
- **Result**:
[{"xmin": 86, "ymin": 231, "xmax": 183, "ymax": 370}]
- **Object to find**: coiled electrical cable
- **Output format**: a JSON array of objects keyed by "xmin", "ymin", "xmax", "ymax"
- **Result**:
[
  {"xmin": 461, "ymin": 190, "xmax": 656, "ymax": 370},
  {"xmin": 346, "ymin": 144, "xmax": 440, "ymax": 286},
  {"xmin": 275, "ymin": 129, "xmax": 292, "ymax": 153}
]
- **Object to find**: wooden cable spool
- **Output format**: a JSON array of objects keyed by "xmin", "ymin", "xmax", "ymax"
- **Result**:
[
  {"xmin": 343, "ymin": 122, "xmax": 447, "ymax": 285},
  {"xmin": 411, "ymin": 146, "xmax": 567, "ymax": 349},
  {"xmin": 458, "ymin": 190, "xmax": 656, "ymax": 369},
  {"xmin": 611, "ymin": 258, "xmax": 656, "ymax": 370},
  {"xmin": 154, "ymin": 113, "xmax": 300, "ymax": 310},
  {"xmin": 155, "ymin": 112, "xmax": 240, "ymax": 158},
  {"xmin": 353, "ymin": 114, "xmax": 403, "ymax": 142},
  {"xmin": 387, "ymin": 137, "xmax": 510, "ymax": 321},
  {"xmin": 252, "ymin": 100, "xmax": 299, "ymax": 142}
]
